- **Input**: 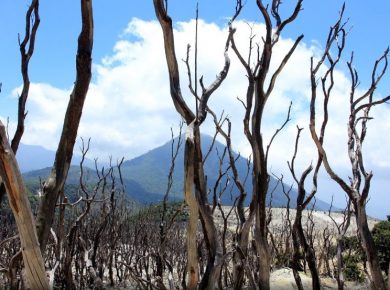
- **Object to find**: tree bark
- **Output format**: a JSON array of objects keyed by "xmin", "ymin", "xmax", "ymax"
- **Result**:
[
  {"xmin": 387, "ymin": 262, "xmax": 390, "ymax": 289},
  {"xmin": 35, "ymin": 0, "xmax": 94, "ymax": 251},
  {"xmin": 229, "ymin": 1, "xmax": 303, "ymax": 287},
  {"xmin": 308, "ymin": 17, "xmax": 389, "ymax": 289},
  {"xmin": 336, "ymin": 237, "xmax": 345, "ymax": 290},
  {"xmin": 252, "ymin": 146, "xmax": 271, "ymax": 290},
  {"xmin": 288, "ymin": 127, "xmax": 321, "ymax": 290},
  {"xmin": 355, "ymin": 204, "xmax": 388, "ymax": 290},
  {"xmin": 11, "ymin": 0, "xmax": 40, "ymax": 153},
  {"xmin": 293, "ymin": 210, "xmax": 321, "ymax": 290},
  {"xmin": 307, "ymin": 7, "xmax": 390, "ymax": 289},
  {"xmin": 184, "ymin": 122, "xmax": 200, "ymax": 289},
  {"xmin": 0, "ymin": 122, "xmax": 50, "ymax": 289},
  {"xmin": 193, "ymin": 128, "xmax": 224, "ymax": 290},
  {"xmin": 153, "ymin": 1, "xmax": 232, "ymax": 288},
  {"xmin": 0, "ymin": 0, "xmax": 39, "ymax": 218}
]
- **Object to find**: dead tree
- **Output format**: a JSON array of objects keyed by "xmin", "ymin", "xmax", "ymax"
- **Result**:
[
  {"xmin": 276, "ymin": 175, "xmax": 294, "ymax": 269},
  {"xmin": 0, "ymin": 0, "xmax": 40, "ymax": 221},
  {"xmin": 0, "ymin": 1, "xmax": 49, "ymax": 288},
  {"xmin": 153, "ymin": 1, "xmax": 240, "ymax": 288},
  {"xmin": 230, "ymin": 1, "xmax": 303, "ymax": 289},
  {"xmin": 11, "ymin": 0, "xmax": 40, "ymax": 153},
  {"xmin": 206, "ymin": 113, "xmax": 242, "ymax": 288},
  {"xmin": 388, "ymin": 264, "xmax": 390, "ymax": 290},
  {"xmin": 209, "ymin": 112, "xmax": 251, "ymax": 289},
  {"xmin": 56, "ymin": 140, "xmax": 118, "ymax": 289},
  {"xmin": 309, "ymin": 5, "xmax": 390, "ymax": 290},
  {"xmin": 157, "ymin": 125, "xmax": 183, "ymax": 282},
  {"xmin": 288, "ymin": 126, "xmax": 321, "ymax": 290},
  {"xmin": 35, "ymin": 0, "xmax": 94, "ymax": 251},
  {"xmin": 0, "ymin": 124, "xmax": 49, "ymax": 289},
  {"xmin": 328, "ymin": 197, "xmax": 352, "ymax": 290}
]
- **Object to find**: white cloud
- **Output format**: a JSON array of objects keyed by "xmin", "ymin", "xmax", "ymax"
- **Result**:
[
  {"xmin": 0, "ymin": 116, "xmax": 16, "ymax": 141},
  {"xmin": 20, "ymin": 84, "xmax": 70, "ymax": 144},
  {"xmin": 10, "ymin": 18, "xmax": 390, "ymax": 217}
]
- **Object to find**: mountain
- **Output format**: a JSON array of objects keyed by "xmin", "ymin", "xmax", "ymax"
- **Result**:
[
  {"xmin": 17, "ymin": 143, "xmax": 97, "ymax": 173},
  {"xmin": 121, "ymin": 134, "xmax": 331, "ymax": 210},
  {"xmin": 18, "ymin": 144, "xmax": 159, "ymax": 204},
  {"xmin": 20, "ymin": 135, "xmax": 331, "ymax": 210},
  {"xmin": 17, "ymin": 144, "xmax": 56, "ymax": 173},
  {"xmin": 23, "ymin": 165, "xmax": 162, "ymax": 205}
]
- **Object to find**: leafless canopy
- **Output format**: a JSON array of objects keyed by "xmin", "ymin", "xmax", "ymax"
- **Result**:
[{"xmin": 309, "ymin": 5, "xmax": 390, "ymax": 290}]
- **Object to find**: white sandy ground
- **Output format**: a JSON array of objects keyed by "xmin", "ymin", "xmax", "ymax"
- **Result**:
[
  {"xmin": 269, "ymin": 267, "xmax": 371, "ymax": 290},
  {"xmin": 213, "ymin": 207, "xmax": 380, "ymax": 235},
  {"xmin": 108, "ymin": 267, "xmax": 374, "ymax": 289}
]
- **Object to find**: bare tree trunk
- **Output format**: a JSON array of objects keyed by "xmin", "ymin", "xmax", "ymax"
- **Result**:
[
  {"xmin": 210, "ymin": 114, "xmax": 254, "ymax": 290},
  {"xmin": 233, "ymin": 210, "xmax": 255, "ymax": 289},
  {"xmin": 355, "ymin": 204, "xmax": 388, "ymax": 290},
  {"xmin": 0, "ymin": 123, "xmax": 50, "ymax": 289},
  {"xmin": 252, "ymin": 147, "xmax": 271, "ymax": 290},
  {"xmin": 291, "ymin": 224, "xmax": 304, "ymax": 290},
  {"xmin": 294, "ymin": 214, "xmax": 321, "ymax": 290},
  {"xmin": 184, "ymin": 123, "xmax": 200, "ymax": 289},
  {"xmin": 230, "ymin": 1, "xmax": 303, "ymax": 288},
  {"xmin": 308, "ymin": 6, "xmax": 389, "ymax": 289},
  {"xmin": 11, "ymin": 0, "xmax": 40, "ymax": 153},
  {"xmin": 0, "ymin": 2, "xmax": 41, "ymax": 284},
  {"xmin": 0, "ymin": 0, "xmax": 39, "ymax": 225},
  {"xmin": 387, "ymin": 262, "xmax": 390, "ymax": 289},
  {"xmin": 36, "ymin": 0, "xmax": 94, "ymax": 251},
  {"xmin": 329, "ymin": 201, "xmax": 352, "ymax": 290},
  {"xmin": 288, "ymin": 126, "xmax": 321, "ymax": 290},
  {"xmin": 256, "ymin": 231, "xmax": 271, "ymax": 290},
  {"xmin": 336, "ymin": 238, "xmax": 345, "ymax": 290},
  {"xmin": 153, "ymin": 1, "xmax": 236, "ymax": 288},
  {"xmin": 193, "ymin": 128, "xmax": 224, "ymax": 290}
]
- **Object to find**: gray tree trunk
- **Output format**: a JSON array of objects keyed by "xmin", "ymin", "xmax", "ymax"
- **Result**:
[
  {"xmin": 35, "ymin": 0, "xmax": 94, "ymax": 251},
  {"xmin": 0, "ymin": 123, "xmax": 50, "ymax": 289}
]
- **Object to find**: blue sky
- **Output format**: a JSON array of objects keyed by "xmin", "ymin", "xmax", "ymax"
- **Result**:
[
  {"xmin": 1, "ymin": 1, "xmax": 390, "ymax": 218},
  {"xmin": 2, "ymin": 1, "xmax": 390, "ymax": 96}
]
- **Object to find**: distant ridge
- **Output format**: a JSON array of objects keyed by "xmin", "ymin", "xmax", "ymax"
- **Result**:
[
  {"xmin": 21, "ymin": 136, "xmax": 332, "ymax": 210},
  {"xmin": 17, "ymin": 143, "xmax": 96, "ymax": 173},
  {"xmin": 120, "ymin": 134, "xmax": 332, "ymax": 210},
  {"xmin": 17, "ymin": 144, "xmax": 56, "ymax": 173}
]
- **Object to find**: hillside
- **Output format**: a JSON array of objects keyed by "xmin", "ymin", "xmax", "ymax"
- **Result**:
[
  {"xmin": 21, "ymin": 135, "xmax": 332, "ymax": 210},
  {"xmin": 120, "ymin": 134, "xmax": 331, "ymax": 210},
  {"xmin": 23, "ymin": 165, "xmax": 163, "ymax": 204},
  {"xmin": 17, "ymin": 143, "xmax": 97, "ymax": 173}
]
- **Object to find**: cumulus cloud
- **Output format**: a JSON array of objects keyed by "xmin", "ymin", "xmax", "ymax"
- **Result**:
[
  {"xmin": 12, "ymin": 18, "xmax": 390, "ymax": 217},
  {"xmin": 0, "ymin": 116, "xmax": 16, "ymax": 140}
]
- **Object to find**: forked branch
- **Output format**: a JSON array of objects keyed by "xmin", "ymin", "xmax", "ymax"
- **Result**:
[{"xmin": 11, "ymin": 0, "xmax": 40, "ymax": 153}]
